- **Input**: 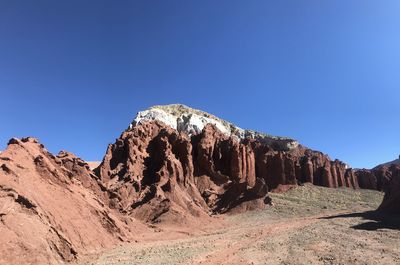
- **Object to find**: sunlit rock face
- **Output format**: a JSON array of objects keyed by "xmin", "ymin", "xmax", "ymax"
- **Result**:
[
  {"xmin": 1, "ymin": 104, "xmax": 397, "ymax": 265},
  {"xmin": 0, "ymin": 137, "xmax": 131, "ymax": 265},
  {"xmin": 95, "ymin": 104, "xmax": 366, "ymax": 222},
  {"xmin": 130, "ymin": 104, "xmax": 299, "ymax": 151}
]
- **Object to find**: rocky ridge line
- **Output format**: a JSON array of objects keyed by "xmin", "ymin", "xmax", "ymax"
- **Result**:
[
  {"xmin": 131, "ymin": 104, "xmax": 299, "ymax": 151},
  {"xmin": 96, "ymin": 117, "xmax": 367, "ymax": 223}
]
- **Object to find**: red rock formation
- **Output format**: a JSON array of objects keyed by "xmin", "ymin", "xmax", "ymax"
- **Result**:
[
  {"xmin": 378, "ymin": 165, "xmax": 400, "ymax": 213},
  {"xmin": 1, "ymin": 120, "xmax": 394, "ymax": 264},
  {"xmin": 96, "ymin": 120, "xmax": 362, "ymax": 221},
  {"xmin": 96, "ymin": 122, "xmax": 269, "ymax": 219},
  {"xmin": 357, "ymin": 169, "xmax": 379, "ymax": 190},
  {"xmin": 0, "ymin": 137, "xmax": 135, "ymax": 265},
  {"xmin": 96, "ymin": 121, "xmax": 211, "ymax": 222},
  {"xmin": 250, "ymin": 144, "xmax": 359, "ymax": 191},
  {"xmin": 355, "ymin": 164, "xmax": 393, "ymax": 191},
  {"xmin": 2, "ymin": 112, "xmax": 395, "ymax": 264},
  {"xmin": 354, "ymin": 164, "xmax": 400, "ymax": 214}
]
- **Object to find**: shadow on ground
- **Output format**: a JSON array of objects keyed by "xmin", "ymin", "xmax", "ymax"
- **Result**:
[{"xmin": 321, "ymin": 211, "xmax": 400, "ymax": 231}]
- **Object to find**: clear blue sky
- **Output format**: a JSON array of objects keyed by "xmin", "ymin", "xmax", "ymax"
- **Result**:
[{"xmin": 1, "ymin": 1, "xmax": 399, "ymax": 168}]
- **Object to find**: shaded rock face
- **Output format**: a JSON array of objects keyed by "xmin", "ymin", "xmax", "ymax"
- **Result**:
[
  {"xmin": 355, "ymin": 155, "xmax": 400, "ymax": 192},
  {"xmin": 96, "ymin": 121, "xmax": 361, "ymax": 221},
  {"xmin": 355, "ymin": 166, "xmax": 393, "ymax": 191},
  {"xmin": 354, "ymin": 164, "xmax": 400, "ymax": 213},
  {"xmin": 0, "ymin": 137, "xmax": 133, "ymax": 265},
  {"xmin": 378, "ymin": 165, "xmax": 400, "ymax": 213}
]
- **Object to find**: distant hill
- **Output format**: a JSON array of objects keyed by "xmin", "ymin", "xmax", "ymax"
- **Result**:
[{"xmin": 374, "ymin": 156, "xmax": 400, "ymax": 169}]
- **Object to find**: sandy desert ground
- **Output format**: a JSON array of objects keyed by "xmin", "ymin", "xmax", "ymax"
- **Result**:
[{"xmin": 80, "ymin": 184, "xmax": 400, "ymax": 265}]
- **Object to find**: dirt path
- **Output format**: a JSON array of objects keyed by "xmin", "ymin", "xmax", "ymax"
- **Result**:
[
  {"xmin": 187, "ymin": 213, "xmax": 334, "ymax": 265},
  {"xmin": 82, "ymin": 185, "xmax": 400, "ymax": 265}
]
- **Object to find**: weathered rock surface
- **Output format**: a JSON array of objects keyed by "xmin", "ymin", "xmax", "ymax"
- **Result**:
[
  {"xmin": 2, "ymin": 104, "xmax": 397, "ymax": 264},
  {"xmin": 353, "ymin": 159, "xmax": 400, "ymax": 213},
  {"xmin": 131, "ymin": 104, "xmax": 299, "ymax": 150},
  {"xmin": 0, "ymin": 137, "xmax": 135, "ymax": 265},
  {"xmin": 96, "ymin": 118, "xmax": 362, "ymax": 222},
  {"xmin": 355, "ymin": 155, "xmax": 400, "ymax": 191},
  {"xmin": 355, "ymin": 166, "xmax": 391, "ymax": 191},
  {"xmin": 96, "ymin": 121, "xmax": 211, "ymax": 223},
  {"xmin": 378, "ymin": 164, "xmax": 400, "ymax": 213}
]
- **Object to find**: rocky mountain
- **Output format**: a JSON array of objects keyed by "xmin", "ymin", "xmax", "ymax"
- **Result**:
[
  {"xmin": 95, "ymin": 104, "xmax": 370, "ymax": 223},
  {"xmin": 132, "ymin": 104, "xmax": 299, "ymax": 150},
  {"xmin": 0, "ymin": 104, "xmax": 398, "ymax": 264}
]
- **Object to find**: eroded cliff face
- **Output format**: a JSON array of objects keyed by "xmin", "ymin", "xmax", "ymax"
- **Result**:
[
  {"xmin": 0, "ymin": 138, "xmax": 136, "ymax": 265},
  {"xmin": 1, "ymin": 105, "xmax": 397, "ymax": 264},
  {"xmin": 96, "ymin": 120, "xmax": 362, "ymax": 222},
  {"xmin": 356, "ymin": 167, "xmax": 391, "ymax": 191},
  {"xmin": 95, "ymin": 121, "xmax": 211, "ymax": 223},
  {"xmin": 354, "ymin": 164, "xmax": 400, "ymax": 213}
]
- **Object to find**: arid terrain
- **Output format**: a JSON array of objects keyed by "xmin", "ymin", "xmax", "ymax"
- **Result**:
[
  {"xmin": 82, "ymin": 184, "xmax": 400, "ymax": 265},
  {"xmin": 1, "ymin": 104, "xmax": 399, "ymax": 265}
]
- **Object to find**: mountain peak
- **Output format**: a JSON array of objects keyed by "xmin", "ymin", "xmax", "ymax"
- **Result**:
[{"xmin": 130, "ymin": 104, "xmax": 299, "ymax": 150}]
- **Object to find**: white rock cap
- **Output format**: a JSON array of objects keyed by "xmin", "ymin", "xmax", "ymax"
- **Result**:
[{"xmin": 130, "ymin": 104, "xmax": 299, "ymax": 150}]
